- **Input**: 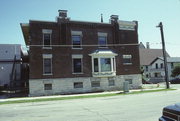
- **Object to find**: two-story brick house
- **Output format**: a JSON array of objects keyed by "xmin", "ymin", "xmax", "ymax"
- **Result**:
[{"xmin": 21, "ymin": 10, "xmax": 141, "ymax": 96}]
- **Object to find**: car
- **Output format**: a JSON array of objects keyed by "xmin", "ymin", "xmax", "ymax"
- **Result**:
[
  {"xmin": 159, "ymin": 103, "xmax": 180, "ymax": 121},
  {"xmin": 170, "ymin": 78, "xmax": 180, "ymax": 84}
]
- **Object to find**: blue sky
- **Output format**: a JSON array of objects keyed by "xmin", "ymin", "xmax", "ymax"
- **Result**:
[{"xmin": 0, "ymin": 0, "xmax": 180, "ymax": 56}]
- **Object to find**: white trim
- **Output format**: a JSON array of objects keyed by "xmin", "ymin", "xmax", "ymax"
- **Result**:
[
  {"xmin": 42, "ymin": 29, "xmax": 52, "ymax": 34},
  {"xmin": 72, "ymin": 54, "xmax": 83, "ymax": 59},
  {"xmin": 43, "ymin": 54, "xmax": 52, "ymax": 58},
  {"xmin": 71, "ymin": 31, "xmax": 82, "ymax": 36},
  {"xmin": 98, "ymin": 32, "xmax": 107, "ymax": 37}
]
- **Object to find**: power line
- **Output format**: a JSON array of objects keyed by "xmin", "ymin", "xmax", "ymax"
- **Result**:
[{"xmin": 22, "ymin": 43, "xmax": 139, "ymax": 47}]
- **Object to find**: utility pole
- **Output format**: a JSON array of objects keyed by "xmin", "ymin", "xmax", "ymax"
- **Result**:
[{"xmin": 156, "ymin": 22, "xmax": 170, "ymax": 89}]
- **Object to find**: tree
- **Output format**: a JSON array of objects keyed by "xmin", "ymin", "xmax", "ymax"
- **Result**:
[{"xmin": 171, "ymin": 66, "xmax": 180, "ymax": 77}]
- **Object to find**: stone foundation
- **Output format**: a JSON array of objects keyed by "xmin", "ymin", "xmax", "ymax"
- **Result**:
[{"xmin": 29, "ymin": 74, "xmax": 142, "ymax": 96}]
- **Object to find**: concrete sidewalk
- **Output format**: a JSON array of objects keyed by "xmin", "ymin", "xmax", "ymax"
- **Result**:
[{"xmin": 0, "ymin": 87, "xmax": 165, "ymax": 103}]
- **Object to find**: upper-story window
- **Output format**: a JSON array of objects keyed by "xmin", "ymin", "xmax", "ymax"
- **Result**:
[
  {"xmin": 123, "ymin": 55, "xmax": 132, "ymax": 65},
  {"xmin": 98, "ymin": 32, "xmax": 107, "ymax": 48},
  {"xmin": 71, "ymin": 31, "xmax": 82, "ymax": 49},
  {"xmin": 155, "ymin": 63, "xmax": 158, "ymax": 69},
  {"xmin": 42, "ymin": 29, "xmax": 52, "ymax": 49}
]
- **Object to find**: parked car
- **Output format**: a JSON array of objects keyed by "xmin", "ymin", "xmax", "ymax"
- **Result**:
[
  {"xmin": 159, "ymin": 103, "xmax": 180, "ymax": 121},
  {"xmin": 170, "ymin": 78, "xmax": 180, "ymax": 84}
]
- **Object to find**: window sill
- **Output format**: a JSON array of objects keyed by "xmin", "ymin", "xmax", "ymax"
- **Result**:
[
  {"xmin": 72, "ymin": 73, "xmax": 84, "ymax": 74},
  {"xmin": 98, "ymin": 46, "xmax": 108, "ymax": 48},
  {"xmin": 123, "ymin": 63, "xmax": 132, "ymax": 65},
  {"xmin": 72, "ymin": 48, "xmax": 83, "ymax": 50},
  {"xmin": 43, "ymin": 47, "xmax": 52, "ymax": 49},
  {"xmin": 43, "ymin": 73, "xmax": 53, "ymax": 76}
]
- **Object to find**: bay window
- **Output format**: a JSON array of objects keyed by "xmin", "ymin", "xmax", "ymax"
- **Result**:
[{"xmin": 89, "ymin": 50, "xmax": 117, "ymax": 77}]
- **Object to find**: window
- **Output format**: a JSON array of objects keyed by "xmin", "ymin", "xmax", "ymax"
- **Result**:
[
  {"xmin": 43, "ymin": 54, "xmax": 52, "ymax": 75},
  {"xmin": 74, "ymin": 82, "xmax": 83, "ymax": 88},
  {"xmin": 156, "ymin": 63, "xmax": 158, "ymax": 69},
  {"xmin": 72, "ymin": 35, "xmax": 81, "ymax": 48},
  {"xmin": 94, "ymin": 58, "xmax": 98, "ymax": 72},
  {"xmin": 146, "ymin": 66, "xmax": 148, "ymax": 71},
  {"xmin": 108, "ymin": 77, "xmax": 115, "ymax": 86},
  {"xmin": 72, "ymin": 55, "xmax": 83, "ymax": 74},
  {"xmin": 125, "ymin": 79, "xmax": 132, "ymax": 84},
  {"xmin": 123, "ymin": 55, "xmax": 132, "ymax": 65},
  {"xmin": 101, "ymin": 58, "xmax": 111, "ymax": 72},
  {"xmin": 89, "ymin": 50, "xmax": 117, "ymax": 77},
  {"xmin": 171, "ymin": 63, "xmax": 174, "ymax": 69},
  {"xmin": 71, "ymin": 31, "xmax": 82, "ymax": 49},
  {"xmin": 42, "ymin": 29, "xmax": 52, "ymax": 49},
  {"xmin": 160, "ymin": 63, "xmax": 163, "ymax": 68},
  {"xmin": 91, "ymin": 81, "xmax": 100, "ymax": 87},
  {"xmin": 98, "ymin": 32, "xmax": 107, "ymax": 47},
  {"xmin": 44, "ymin": 84, "xmax": 52, "ymax": 90}
]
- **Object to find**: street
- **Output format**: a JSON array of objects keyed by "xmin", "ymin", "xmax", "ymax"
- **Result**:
[{"xmin": 0, "ymin": 85, "xmax": 180, "ymax": 121}]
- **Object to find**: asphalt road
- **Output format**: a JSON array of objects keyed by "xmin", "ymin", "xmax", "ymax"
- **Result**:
[{"xmin": 1, "ymin": 85, "xmax": 180, "ymax": 121}]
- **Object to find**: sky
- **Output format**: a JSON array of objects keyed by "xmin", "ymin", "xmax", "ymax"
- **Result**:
[{"xmin": 0, "ymin": 0, "xmax": 180, "ymax": 57}]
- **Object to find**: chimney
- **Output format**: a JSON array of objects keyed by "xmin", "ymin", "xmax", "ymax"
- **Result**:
[
  {"xmin": 146, "ymin": 42, "xmax": 150, "ymax": 49},
  {"xmin": 58, "ymin": 10, "xmax": 67, "ymax": 18},
  {"xmin": 110, "ymin": 15, "xmax": 119, "ymax": 23}
]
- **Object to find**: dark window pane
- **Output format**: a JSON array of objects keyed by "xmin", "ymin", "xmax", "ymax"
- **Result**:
[
  {"xmin": 74, "ymin": 82, "xmax": 83, "ymax": 88},
  {"xmin": 72, "ymin": 35, "xmax": 81, "ymax": 48},
  {"xmin": 44, "ymin": 84, "xmax": 52, "ymax": 90},
  {"xmin": 123, "ymin": 55, "xmax": 132, "ymax": 64},
  {"xmin": 98, "ymin": 36, "xmax": 107, "ymax": 47},
  {"xmin": 94, "ymin": 58, "xmax": 98, "ymax": 72},
  {"xmin": 44, "ymin": 58, "xmax": 52, "ymax": 74},
  {"xmin": 73, "ymin": 58, "xmax": 82, "ymax": 73},
  {"xmin": 125, "ymin": 79, "xmax": 132, "ymax": 84},
  {"xmin": 91, "ymin": 81, "xmax": 100, "ymax": 87},
  {"xmin": 44, "ymin": 34, "xmax": 51, "ymax": 47}
]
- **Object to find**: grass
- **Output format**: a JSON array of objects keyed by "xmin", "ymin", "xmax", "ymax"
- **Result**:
[{"xmin": 0, "ymin": 88, "xmax": 176, "ymax": 105}]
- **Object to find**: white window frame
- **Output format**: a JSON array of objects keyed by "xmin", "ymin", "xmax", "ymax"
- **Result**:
[
  {"xmin": 43, "ymin": 54, "xmax": 53, "ymax": 75},
  {"xmin": 42, "ymin": 29, "xmax": 52, "ymax": 49},
  {"xmin": 123, "ymin": 55, "xmax": 132, "ymax": 65},
  {"xmin": 71, "ymin": 31, "xmax": 83, "ymax": 49},
  {"xmin": 98, "ymin": 32, "xmax": 108, "ymax": 48},
  {"xmin": 72, "ymin": 54, "xmax": 83, "ymax": 74}
]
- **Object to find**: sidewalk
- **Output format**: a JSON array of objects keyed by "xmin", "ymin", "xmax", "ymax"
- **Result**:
[{"xmin": 0, "ymin": 87, "xmax": 165, "ymax": 103}]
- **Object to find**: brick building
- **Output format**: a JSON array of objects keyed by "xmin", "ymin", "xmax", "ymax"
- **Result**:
[{"xmin": 21, "ymin": 10, "xmax": 141, "ymax": 96}]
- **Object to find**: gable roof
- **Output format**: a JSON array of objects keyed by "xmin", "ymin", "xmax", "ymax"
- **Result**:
[
  {"xmin": 139, "ymin": 48, "xmax": 170, "ymax": 66},
  {"xmin": 158, "ymin": 57, "xmax": 180, "ymax": 63}
]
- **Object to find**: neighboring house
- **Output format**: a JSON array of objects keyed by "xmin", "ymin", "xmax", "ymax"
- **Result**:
[
  {"xmin": 139, "ymin": 42, "xmax": 170, "ymax": 83},
  {"xmin": 150, "ymin": 57, "xmax": 180, "ymax": 83},
  {"xmin": 0, "ymin": 44, "xmax": 27, "ymax": 89},
  {"xmin": 21, "ymin": 10, "xmax": 142, "ymax": 96}
]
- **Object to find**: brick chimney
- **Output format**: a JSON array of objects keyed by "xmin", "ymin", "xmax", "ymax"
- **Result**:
[
  {"xmin": 110, "ymin": 15, "xmax": 119, "ymax": 23},
  {"xmin": 58, "ymin": 10, "xmax": 67, "ymax": 18},
  {"xmin": 146, "ymin": 42, "xmax": 150, "ymax": 49},
  {"xmin": 57, "ymin": 10, "xmax": 69, "ymax": 22}
]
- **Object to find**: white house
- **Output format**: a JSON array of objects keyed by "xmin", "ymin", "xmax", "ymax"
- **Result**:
[
  {"xmin": 0, "ymin": 44, "xmax": 22, "ymax": 88},
  {"xmin": 148, "ymin": 57, "xmax": 180, "ymax": 83}
]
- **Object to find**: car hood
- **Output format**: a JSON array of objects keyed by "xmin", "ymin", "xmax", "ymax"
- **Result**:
[{"xmin": 164, "ymin": 103, "xmax": 180, "ymax": 115}]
